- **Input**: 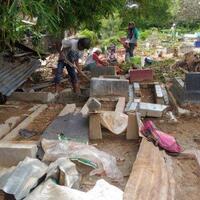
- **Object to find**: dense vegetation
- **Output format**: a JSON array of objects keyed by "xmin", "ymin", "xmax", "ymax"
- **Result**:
[{"xmin": 1, "ymin": 0, "xmax": 200, "ymax": 52}]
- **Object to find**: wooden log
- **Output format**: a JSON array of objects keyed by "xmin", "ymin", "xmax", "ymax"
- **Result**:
[
  {"xmin": 1, "ymin": 104, "xmax": 47, "ymax": 141},
  {"xmin": 124, "ymin": 138, "xmax": 173, "ymax": 200}
]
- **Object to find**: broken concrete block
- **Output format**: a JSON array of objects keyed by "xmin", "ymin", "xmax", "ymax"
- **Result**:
[
  {"xmin": 154, "ymin": 84, "xmax": 165, "ymax": 104},
  {"xmin": 166, "ymin": 111, "xmax": 178, "ymax": 124},
  {"xmin": 161, "ymin": 85, "xmax": 169, "ymax": 105},
  {"xmin": 8, "ymin": 92, "xmax": 57, "ymax": 103},
  {"xmin": 125, "ymin": 102, "xmax": 139, "ymax": 113},
  {"xmin": 133, "ymin": 83, "xmax": 141, "ymax": 97},
  {"xmin": 139, "ymin": 102, "xmax": 168, "ymax": 118},
  {"xmin": 91, "ymin": 66, "xmax": 116, "ymax": 77},
  {"xmin": 0, "ymin": 143, "xmax": 38, "ymax": 167},
  {"xmin": 88, "ymin": 98, "xmax": 101, "ymax": 112},
  {"xmin": 130, "ymin": 69, "xmax": 153, "ymax": 83},
  {"xmin": 177, "ymin": 107, "xmax": 191, "ymax": 117},
  {"xmin": 90, "ymin": 78, "xmax": 129, "ymax": 100}
]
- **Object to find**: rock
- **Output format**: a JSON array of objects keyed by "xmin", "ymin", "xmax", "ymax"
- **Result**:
[{"xmin": 88, "ymin": 98, "xmax": 101, "ymax": 112}]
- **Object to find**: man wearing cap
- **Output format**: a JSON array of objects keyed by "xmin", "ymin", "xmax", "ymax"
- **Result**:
[{"xmin": 54, "ymin": 37, "xmax": 91, "ymax": 93}]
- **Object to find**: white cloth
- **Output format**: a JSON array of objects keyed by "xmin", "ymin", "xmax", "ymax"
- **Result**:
[{"xmin": 61, "ymin": 38, "xmax": 78, "ymax": 51}]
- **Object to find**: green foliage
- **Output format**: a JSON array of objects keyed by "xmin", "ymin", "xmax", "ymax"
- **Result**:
[
  {"xmin": 78, "ymin": 29, "xmax": 98, "ymax": 46},
  {"xmin": 120, "ymin": 0, "xmax": 173, "ymax": 29},
  {"xmin": 0, "ymin": 0, "xmax": 125, "ymax": 51},
  {"xmin": 140, "ymin": 30, "xmax": 152, "ymax": 41}
]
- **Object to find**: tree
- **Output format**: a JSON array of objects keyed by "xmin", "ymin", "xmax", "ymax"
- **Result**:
[
  {"xmin": 0, "ymin": 0, "xmax": 125, "ymax": 51},
  {"xmin": 120, "ymin": 0, "xmax": 172, "ymax": 29}
]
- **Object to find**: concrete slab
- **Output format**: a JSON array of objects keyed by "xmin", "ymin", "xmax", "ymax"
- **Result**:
[
  {"xmin": 133, "ymin": 83, "xmax": 141, "ymax": 97},
  {"xmin": 9, "ymin": 92, "xmax": 57, "ymax": 103},
  {"xmin": 90, "ymin": 78, "xmax": 129, "ymax": 100},
  {"xmin": 90, "ymin": 66, "xmax": 116, "ymax": 77},
  {"xmin": 42, "ymin": 103, "xmax": 89, "ymax": 143},
  {"xmin": 139, "ymin": 102, "xmax": 168, "ymax": 117},
  {"xmin": 0, "ymin": 143, "xmax": 37, "ymax": 167},
  {"xmin": 154, "ymin": 84, "xmax": 164, "ymax": 104}
]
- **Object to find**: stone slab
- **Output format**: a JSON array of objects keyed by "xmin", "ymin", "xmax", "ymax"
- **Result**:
[
  {"xmin": 154, "ymin": 84, "xmax": 164, "ymax": 104},
  {"xmin": 0, "ymin": 143, "xmax": 37, "ymax": 167},
  {"xmin": 8, "ymin": 92, "xmax": 57, "ymax": 103},
  {"xmin": 90, "ymin": 78, "xmax": 129, "ymax": 100},
  {"xmin": 129, "ymin": 69, "xmax": 153, "ymax": 83},
  {"xmin": 42, "ymin": 113, "xmax": 89, "ymax": 143},
  {"xmin": 139, "ymin": 102, "xmax": 168, "ymax": 117},
  {"xmin": 91, "ymin": 66, "xmax": 116, "ymax": 77},
  {"xmin": 185, "ymin": 72, "xmax": 200, "ymax": 91},
  {"xmin": 133, "ymin": 83, "xmax": 141, "ymax": 97}
]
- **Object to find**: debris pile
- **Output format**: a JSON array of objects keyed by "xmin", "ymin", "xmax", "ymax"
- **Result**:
[{"xmin": 173, "ymin": 51, "xmax": 200, "ymax": 72}]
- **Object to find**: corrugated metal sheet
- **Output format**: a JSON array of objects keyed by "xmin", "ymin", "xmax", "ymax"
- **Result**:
[
  {"xmin": 0, "ymin": 157, "xmax": 47, "ymax": 200},
  {"xmin": 0, "ymin": 59, "xmax": 41, "ymax": 96}
]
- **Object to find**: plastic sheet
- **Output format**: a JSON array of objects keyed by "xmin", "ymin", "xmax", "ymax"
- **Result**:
[
  {"xmin": 0, "ymin": 157, "xmax": 48, "ymax": 200},
  {"xmin": 25, "ymin": 179, "xmax": 123, "ymax": 200},
  {"xmin": 46, "ymin": 157, "xmax": 79, "ymax": 189},
  {"xmin": 42, "ymin": 139, "xmax": 123, "ymax": 182},
  {"xmin": 100, "ymin": 111, "xmax": 128, "ymax": 135}
]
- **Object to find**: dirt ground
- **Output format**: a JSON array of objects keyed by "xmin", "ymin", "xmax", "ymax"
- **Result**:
[
  {"xmin": 0, "ymin": 103, "xmax": 33, "ymax": 124},
  {"xmin": 154, "ymin": 117, "xmax": 200, "ymax": 200},
  {"xmin": 14, "ymin": 104, "xmax": 64, "ymax": 142},
  {"xmin": 172, "ymin": 156, "xmax": 200, "ymax": 200}
]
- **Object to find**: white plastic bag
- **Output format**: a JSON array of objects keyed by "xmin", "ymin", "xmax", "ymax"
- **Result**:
[
  {"xmin": 46, "ymin": 157, "xmax": 79, "ymax": 189},
  {"xmin": 42, "ymin": 139, "xmax": 123, "ymax": 182},
  {"xmin": 25, "ymin": 179, "xmax": 123, "ymax": 200},
  {"xmin": 100, "ymin": 111, "xmax": 128, "ymax": 135}
]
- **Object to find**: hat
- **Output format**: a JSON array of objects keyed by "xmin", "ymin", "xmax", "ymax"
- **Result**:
[{"xmin": 92, "ymin": 48, "xmax": 102, "ymax": 54}]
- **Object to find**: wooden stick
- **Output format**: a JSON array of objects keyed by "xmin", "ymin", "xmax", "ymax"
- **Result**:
[{"xmin": 63, "ymin": 55, "xmax": 90, "ymax": 82}]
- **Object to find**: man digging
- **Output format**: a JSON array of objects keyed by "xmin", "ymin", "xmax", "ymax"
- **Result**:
[{"xmin": 54, "ymin": 37, "xmax": 91, "ymax": 93}]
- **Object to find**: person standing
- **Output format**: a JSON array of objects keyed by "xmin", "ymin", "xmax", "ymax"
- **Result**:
[
  {"xmin": 54, "ymin": 37, "xmax": 91, "ymax": 93},
  {"xmin": 125, "ymin": 22, "xmax": 139, "ymax": 61}
]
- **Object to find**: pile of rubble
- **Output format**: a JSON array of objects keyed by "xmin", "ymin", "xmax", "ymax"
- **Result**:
[{"xmin": 173, "ymin": 51, "xmax": 200, "ymax": 72}]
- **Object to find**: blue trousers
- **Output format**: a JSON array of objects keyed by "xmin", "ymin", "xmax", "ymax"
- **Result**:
[{"xmin": 54, "ymin": 60, "xmax": 78, "ymax": 85}]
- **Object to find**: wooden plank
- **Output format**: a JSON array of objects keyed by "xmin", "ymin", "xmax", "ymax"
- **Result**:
[
  {"xmin": 126, "ymin": 112, "xmax": 139, "ymax": 140},
  {"xmin": 80, "ymin": 97, "xmax": 92, "ymax": 116},
  {"xmin": 89, "ymin": 113, "xmax": 102, "ymax": 140},
  {"xmin": 1, "ymin": 104, "xmax": 47, "ymax": 141},
  {"xmin": 115, "ymin": 97, "xmax": 126, "ymax": 113},
  {"xmin": 124, "ymin": 138, "xmax": 173, "ymax": 200},
  {"xmin": 59, "ymin": 104, "xmax": 76, "ymax": 117}
]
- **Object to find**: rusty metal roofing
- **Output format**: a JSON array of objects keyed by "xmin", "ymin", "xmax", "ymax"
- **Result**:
[{"xmin": 0, "ymin": 58, "xmax": 41, "ymax": 97}]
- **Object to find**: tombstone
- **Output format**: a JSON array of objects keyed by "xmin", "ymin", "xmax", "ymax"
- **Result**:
[
  {"xmin": 90, "ymin": 66, "xmax": 116, "ymax": 77},
  {"xmin": 90, "ymin": 78, "xmax": 129, "ymax": 100},
  {"xmin": 184, "ymin": 73, "xmax": 200, "ymax": 103},
  {"xmin": 170, "ymin": 73, "xmax": 200, "ymax": 104}
]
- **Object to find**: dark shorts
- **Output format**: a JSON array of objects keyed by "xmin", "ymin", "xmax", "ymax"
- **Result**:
[
  {"xmin": 126, "ymin": 43, "xmax": 135, "ymax": 57},
  {"xmin": 54, "ymin": 60, "xmax": 78, "ymax": 84}
]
